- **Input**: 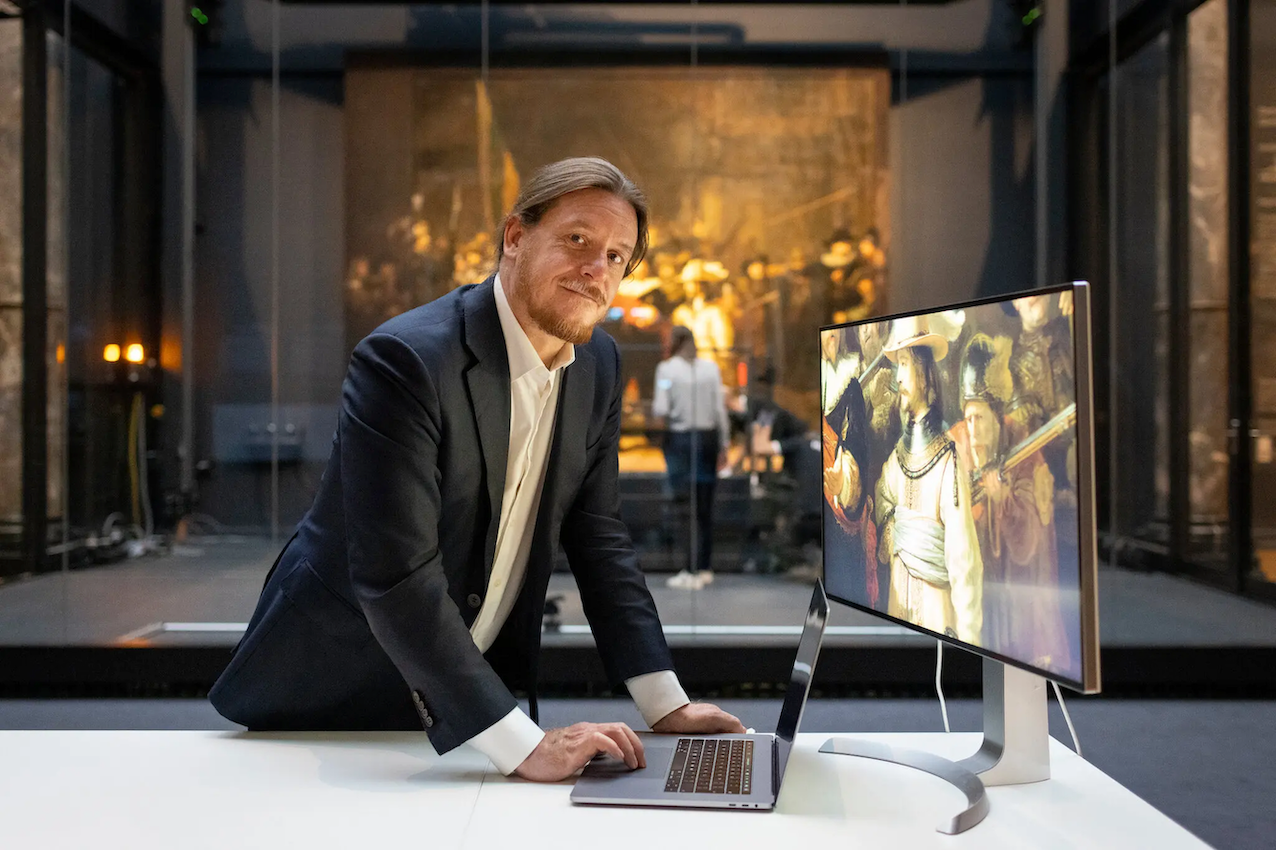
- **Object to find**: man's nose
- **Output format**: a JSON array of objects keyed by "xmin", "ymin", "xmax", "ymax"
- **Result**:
[{"xmin": 580, "ymin": 251, "xmax": 609, "ymax": 279}]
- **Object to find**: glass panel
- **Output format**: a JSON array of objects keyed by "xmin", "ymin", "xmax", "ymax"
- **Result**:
[
  {"xmin": 47, "ymin": 31, "xmax": 66, "ymax": 542},
  {"xmin": 1109, "ymin": 34, "xmax": 1172, "ymax": 558},
  {"xmin": 1252, "ymin": 0, "xmax": 1276, "ymax": 584},
  {"xmin": 0, "ymin": 19, "xmax": 22, "ymax": 554},
  {"xmin": 1186, "ymin": 0, "xmax": 1232, "ymax": 574}
]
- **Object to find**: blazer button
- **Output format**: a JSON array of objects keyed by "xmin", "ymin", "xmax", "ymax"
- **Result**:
[{"xmin": 467, "ymin": 593, "xmax": 482, "ymax": 609}]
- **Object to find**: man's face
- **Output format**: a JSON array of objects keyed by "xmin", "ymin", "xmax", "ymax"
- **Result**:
[
  {"xmin": 964, "ymin": 399, "xmax": 1000, "ymax": 456},
  {"xmin": 822, "ymin": 332, "xmax": 840, "ymax": 362},
  {"xmin": 502, "ymin": 188, "xmax": 637, "ymax": 345},
  {"xmin": 1013, "ymin": 295, "xmax": 1050, "ymax": 332},
  {"xmin": 896, "ymin": 348, "xmax": 929, "ymax": 419},
  {"xmin": 858, "ymin": 322, "xmax": 883, "ymax": 355}
]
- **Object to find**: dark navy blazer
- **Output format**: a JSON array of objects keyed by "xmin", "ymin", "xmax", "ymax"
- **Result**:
[{"xmin": 209, "ymin": 279, "xmax": 674, "ymax": 755}]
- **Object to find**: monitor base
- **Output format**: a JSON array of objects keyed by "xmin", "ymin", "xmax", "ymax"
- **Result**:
[
  {"xmin": 820, "ymin": 656, "xmax": 1052, "ymax": 833},
  {"xmin": 819, "ymin": 737, "xmax": 990, "ymax": 834}
]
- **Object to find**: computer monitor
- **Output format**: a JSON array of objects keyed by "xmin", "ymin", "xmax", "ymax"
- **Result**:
[{"xmin": 818, "ymin": 282, "xmax": 1101, "ymax": 831}]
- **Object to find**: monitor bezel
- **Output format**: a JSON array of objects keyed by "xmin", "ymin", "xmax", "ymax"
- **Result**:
[{"xmin": 818, "ymin": 281, "xmax": 1102, "ymax": 694}]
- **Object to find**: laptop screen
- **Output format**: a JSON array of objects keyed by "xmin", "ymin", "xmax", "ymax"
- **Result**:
[{"xmin": 774, "ymin": 581, "xmax": 829, "ymax": 785}]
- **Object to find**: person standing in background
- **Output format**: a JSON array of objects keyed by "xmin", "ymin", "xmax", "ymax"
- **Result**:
[{"xmin": 652, "ymin": 325, "xmax": 731, "ymax": 590}]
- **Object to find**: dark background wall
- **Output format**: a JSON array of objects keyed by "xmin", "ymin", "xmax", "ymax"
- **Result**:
[{"xmin": 190, "ymin": 0, "xmax": 1039, "ymax": 530}]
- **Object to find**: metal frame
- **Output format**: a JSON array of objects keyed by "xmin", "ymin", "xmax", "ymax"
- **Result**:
[
  {"xmin": 1228, "ymin": 0, "xmax": 1256, "ymax": 595},
  {"xmin": 1068, "ymin": 0, "xmax": 1265, "ymax": 599},
  {"xmin": 4, "ymin": 2, "xmax": 162, "ymax": 576},
  {"xmin": 18, "ymin": 1, "xmax": 48, "ymax": 575},
  {"xmin": 1167, "ymin": 11, "xmax": 1191, "ymax": 576}
]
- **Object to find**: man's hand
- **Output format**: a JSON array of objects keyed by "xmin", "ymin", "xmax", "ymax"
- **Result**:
[
  {"xmin": 651, "ymin": 703, "xmax": 746, "ymax": 735},
  {"xmin": 514, "ymin": 722, "xmax": 645, "ymax": 782}
]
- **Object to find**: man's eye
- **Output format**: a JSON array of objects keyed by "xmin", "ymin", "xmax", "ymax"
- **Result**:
[
  {"xmin": 570, "ymin": 234, "xmax": 585, "ymax": 244},
  {"xmin": 609, "ymin": 253, "xmax": 624, "ymax": 265}
]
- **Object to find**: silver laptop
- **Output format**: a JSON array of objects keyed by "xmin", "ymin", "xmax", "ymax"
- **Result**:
[{"xmin": 570, "ymin": 580, "xmax": 828, "ymax": 811}]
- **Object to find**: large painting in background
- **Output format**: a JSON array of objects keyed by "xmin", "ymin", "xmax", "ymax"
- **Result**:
[{"xmin": 345, "ymin": 63, "xmax": 890, "ymax": 466}]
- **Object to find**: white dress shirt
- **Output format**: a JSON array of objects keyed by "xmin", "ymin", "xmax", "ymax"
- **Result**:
[
  {"xmin": 651, "ymin": 355, "xmax": 731, "ymax": 452},
  {"xmin": 466, "ymin": 275, "xmax": 690, "ymax": 775}
]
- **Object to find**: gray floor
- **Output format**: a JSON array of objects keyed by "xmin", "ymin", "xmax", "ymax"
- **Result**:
[
  {"xmin": 1, "ymin": 535, "xmax": 1275, "ymax": 648},
  {"xmin": 0, "ymin": 696, "xmax": 1269, "ymax": 850}
]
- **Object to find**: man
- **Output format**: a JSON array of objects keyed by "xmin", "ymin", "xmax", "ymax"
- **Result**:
[
  {"xmin": 874, "ymin": 316, "xmax": 983, "ymax": 644},
  {"xmin": 651, "ymin": 325, "xmax": 731, "ymax": 590},
  {"xmin": 949, "ymin": 335, "xmax": 1070, "ymax": 671},
  {"xmin": 210, "ymin": 157, "xmax": 742, "ymax": 782},
  {"xmin": 852, "ymin": 320, "xmax": 899, "ymax": 499},
  {"xmin": 822, "ymin": 376, "xmax": 879, "ymax": 608}
]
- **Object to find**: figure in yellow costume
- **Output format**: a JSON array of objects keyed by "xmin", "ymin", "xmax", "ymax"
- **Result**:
[{"xmin": 874, "ymin": 316, "xmax": 984, "ymax": 644}]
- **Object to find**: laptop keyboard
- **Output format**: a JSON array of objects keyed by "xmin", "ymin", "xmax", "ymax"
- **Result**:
[{"xmin": 664, "ymin": 738, "xmax": 754, "ymax": 795}]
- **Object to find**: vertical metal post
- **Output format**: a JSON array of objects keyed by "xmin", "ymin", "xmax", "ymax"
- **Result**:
[
  {"xmin": 21, "ymin": 0, "xmax": 48, "ymax": 573},
  {"xmin": 1228, "ymin": 0, "xmax": 1253, "ymax": 591},
  {"xmin": 1168, "ymin": 13, "xmax": 1191, "ymax": 570}
]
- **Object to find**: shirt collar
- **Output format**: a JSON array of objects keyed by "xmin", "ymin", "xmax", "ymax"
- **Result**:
[{"xmin": 493, "ymin": 273, "xmax": 576, "ymax": 381}]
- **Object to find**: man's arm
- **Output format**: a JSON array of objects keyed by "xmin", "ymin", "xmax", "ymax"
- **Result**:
[
  {"xmin": 942, "ymin": 452, "xmax": 984, "ymax": 645},
  {"xmin": 558, "ymin": 342, "xmax": 743, "ymax": 738},
  {"xmin": 561, "ymin": 344, "xmax": 678, "ymax": 684},
  {"xmin": 339, "ymin": 332, "xmax": 518, "ymax": 755}
]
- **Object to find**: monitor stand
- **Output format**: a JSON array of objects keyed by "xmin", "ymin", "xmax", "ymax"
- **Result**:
[{"xmin": 819, "ymin": 656, "xmax": 1050, "ymax": 834}]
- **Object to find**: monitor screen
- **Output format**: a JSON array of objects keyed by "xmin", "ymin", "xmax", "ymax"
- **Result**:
[{"xmin": 820, "ymin": 283, "xmax": 1100, "ymax": 692}]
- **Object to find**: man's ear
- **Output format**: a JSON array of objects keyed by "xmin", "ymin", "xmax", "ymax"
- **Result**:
[{"xmin": 503, "ymin": 215, "xmax": 526, "ymax": 258}]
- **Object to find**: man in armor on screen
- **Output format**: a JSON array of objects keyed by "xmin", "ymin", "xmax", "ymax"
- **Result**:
[{"xmin": 949, "ymin": 334, "xmax": 1071, "ymax": 673}]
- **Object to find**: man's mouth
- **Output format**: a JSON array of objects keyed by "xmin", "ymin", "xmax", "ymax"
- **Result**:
[{"xmin": 560, "ymin": 280, "xmax": 605, "ymax": 306}]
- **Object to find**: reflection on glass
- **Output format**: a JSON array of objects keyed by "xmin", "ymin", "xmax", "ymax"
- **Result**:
[
  {"xmin": 1110, "ymin": 34, "xmax": 1171, "ymax": 554},
  {"xmin": 1251, "ymin": 0, "xmax": 1276, "ymax": 583},
  {"xmin": 1187, "ymin": 0, "xmax": 1231, "ymax": 572}
]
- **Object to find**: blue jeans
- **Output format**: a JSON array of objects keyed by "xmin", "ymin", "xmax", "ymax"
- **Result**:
[{"xmin": 662, "ymin": 430, "xmax": 719, "ymax": 575}]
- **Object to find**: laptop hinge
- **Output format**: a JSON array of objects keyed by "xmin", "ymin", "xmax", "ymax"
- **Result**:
[{"xmin": 772, "ymin": 737, "xmax": 780, "ymax": 798}]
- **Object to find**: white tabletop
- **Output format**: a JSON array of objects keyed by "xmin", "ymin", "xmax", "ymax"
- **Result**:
[{"xmin": 0, "ymin": 731, "xmax": 1208, "ymax": 849}]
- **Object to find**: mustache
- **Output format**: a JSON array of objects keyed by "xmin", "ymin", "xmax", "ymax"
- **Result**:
[{"xmin": 559, "ymin": 279, "xmax": 607, "ymax": 307}]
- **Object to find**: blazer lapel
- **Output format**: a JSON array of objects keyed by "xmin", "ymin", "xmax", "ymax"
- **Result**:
[{"xmin": 461, "ymin": 279, "xmax": 511, "ymax": 575}]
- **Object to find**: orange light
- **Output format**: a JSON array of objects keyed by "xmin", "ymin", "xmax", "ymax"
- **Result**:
[
  {"xmin": 56, "ymin": 344, "xmax": 65, "ymax": 364},
  {"xmin": 737, "ymin": 361, "xmax": 748, "ymax": 388},
  {"xmin": 125, "ymin": 344, "xmax": 145, "ymax": 364},
  {"xmin": 103, "ymin": 344, "xmax": 121, "ymax": 363}
]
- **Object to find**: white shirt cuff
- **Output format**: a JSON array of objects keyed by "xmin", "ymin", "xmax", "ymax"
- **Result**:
[
  {"xmin": 626, "ymin": 670, "xmax": 691, "ymax": 729},
  {"xmin": 467, "ymin": 707, "xmax": 545, "ymax": 775}
]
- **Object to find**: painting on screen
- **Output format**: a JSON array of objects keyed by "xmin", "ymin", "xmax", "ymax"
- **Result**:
[
  {"xmin": 345, "ymin": 63, "xmax": 890, "ymax": 445},
  {"xmin": 820, "ymin": 291, "xmax": 1082, "ymax": 684}
]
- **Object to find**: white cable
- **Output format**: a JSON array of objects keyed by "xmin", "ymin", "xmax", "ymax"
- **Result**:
[
  {"xmin": 1051, "ymin": 680, "xmax": 1082, "ymax": 758},
  {"xmin": 935, "ymin": 640, "xmax": 950, "ymax": 733}
]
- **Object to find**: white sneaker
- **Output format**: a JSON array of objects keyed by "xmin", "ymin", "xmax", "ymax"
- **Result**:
[
  {"xmin": 666, "ymin": 570, "xmax": 699, "ymax": 589},
  {"xmin": 696, "ymin": 570, "xmax": 714, "ymax": 587}
]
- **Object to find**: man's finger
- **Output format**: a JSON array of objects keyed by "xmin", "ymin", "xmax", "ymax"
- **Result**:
[
  {"xmin": 616, "ymin": 723, "xmax": 646, "ymax": 768},
  {"xmin": 603, "ymin": 725, "xmax": 638, "ymax": 769},
  {"xmin": 588, "ymin": 731, "xmax": 626, "ymax": 766}
]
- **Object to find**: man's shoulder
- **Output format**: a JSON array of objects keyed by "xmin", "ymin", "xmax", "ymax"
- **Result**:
[
  {"xmin": 374, "ymin": 288, "xmax": 466, "ymax": 342},
  {"xmin": 580, "ymin": 325, "xmax": 620, "ymax": 373},
  {"xmin": 355, "ymin": 287, "xmax": 477, "ymax": 373}
]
